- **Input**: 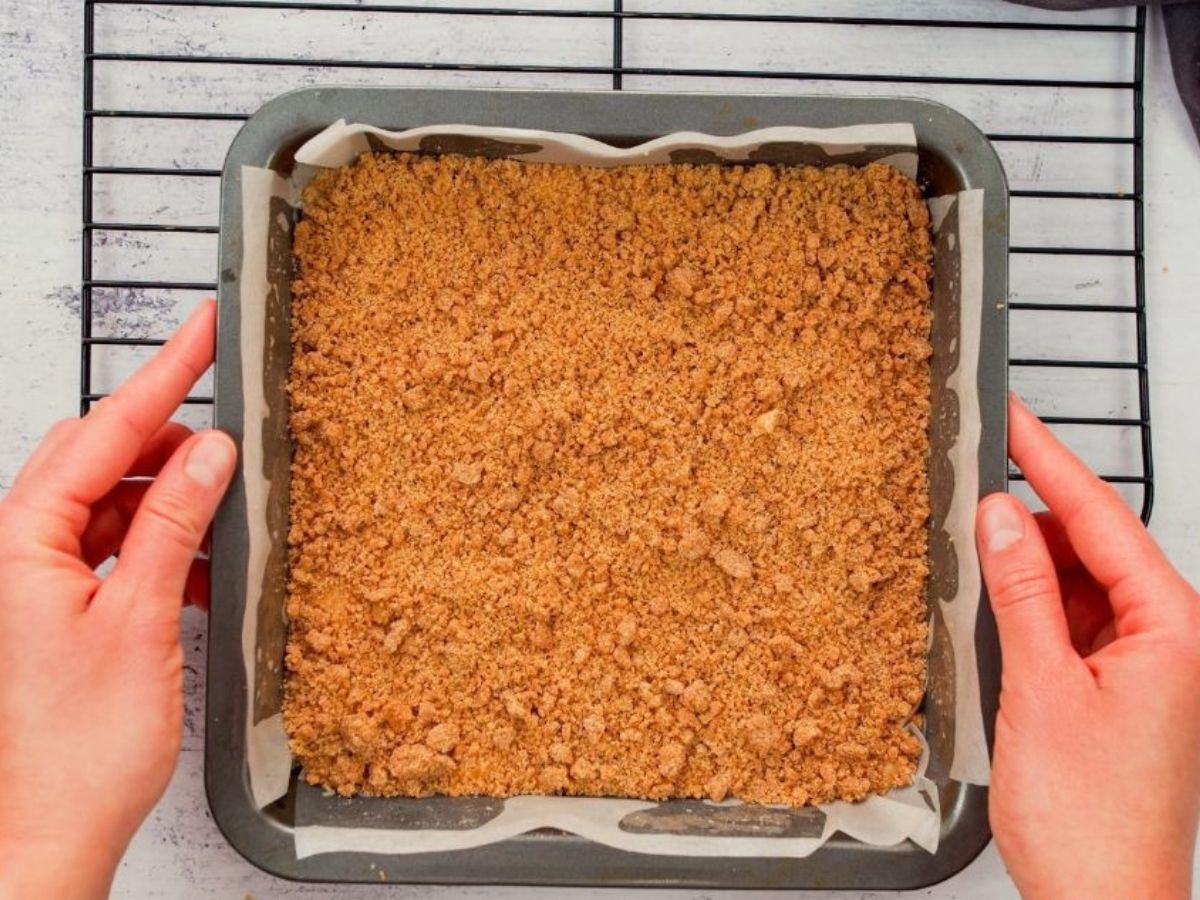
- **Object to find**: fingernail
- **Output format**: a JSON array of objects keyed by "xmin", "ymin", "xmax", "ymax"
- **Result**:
[
  {"xmin": 979, "ymin": 498, "xmax": 1024, "ymax": 552},
  {"xmin": 186, "ymin": 298, "xmax": 216, "ymax": 323},
  {"xmin": 184, "ymin": 434, "xmax": 236, "ymax": 490}
]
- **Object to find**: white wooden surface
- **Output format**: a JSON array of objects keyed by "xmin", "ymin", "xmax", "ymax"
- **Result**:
[{"xmin": 2, "ymin": 1, "xmax": 1199, "ymax": 897}]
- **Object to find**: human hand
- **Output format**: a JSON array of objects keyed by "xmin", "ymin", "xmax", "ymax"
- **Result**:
[
  {"xmin": 0, "ymin": 302, "xmax": 235, "ymax": 900},
  {"xmin": 977, "ymin": 395, "xmax": 1200, "ymax": 900}
]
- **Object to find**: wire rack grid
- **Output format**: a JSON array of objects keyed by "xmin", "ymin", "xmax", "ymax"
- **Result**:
[{"xmin": 80, "ymin": 0, "xmax": 1154, "ymax": 522}]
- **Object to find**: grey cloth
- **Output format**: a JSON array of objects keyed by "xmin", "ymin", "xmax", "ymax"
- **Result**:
[{"xmin": 1009, "ymin": 0, "xmax": 1200, "ymax": 144}]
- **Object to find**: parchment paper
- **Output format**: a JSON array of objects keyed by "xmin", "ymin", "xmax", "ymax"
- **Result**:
[{"xmin": 236, "ymin": 120, "xmax": 988, "ymax": 861}]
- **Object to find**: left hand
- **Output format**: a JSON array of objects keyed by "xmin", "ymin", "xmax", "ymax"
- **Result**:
[{"xmin": 0, "ymin": 301, "xmax": 236, "ymax": 900}]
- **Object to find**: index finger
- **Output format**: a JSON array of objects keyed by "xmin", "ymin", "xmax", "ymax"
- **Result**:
[
  {"xmin": 1008, "ymin": 393, "xmax": 1189, "ymax": 629},
  {"xmin": 13, "ymin": 301, "xmax": 216, "ymax": 513}
]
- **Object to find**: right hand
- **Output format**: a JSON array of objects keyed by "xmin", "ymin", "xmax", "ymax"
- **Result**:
[{"xmin": 976, "ymin": 394, "xmax": 1200, "ymax": 900}]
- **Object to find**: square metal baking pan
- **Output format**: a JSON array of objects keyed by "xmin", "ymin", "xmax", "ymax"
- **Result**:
[{"xmin": 209, "ymin": 86, "xmax": 1007, "ymax": 889}]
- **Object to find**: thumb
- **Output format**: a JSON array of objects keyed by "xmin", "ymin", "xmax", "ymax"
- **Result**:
[
  {"xmin": 100, "ymin": 430, "xmax": 236, "ymax": 626},
  {"xmin": 976, "ymin": 494, "xmax": 1077, "ymax": 685}
]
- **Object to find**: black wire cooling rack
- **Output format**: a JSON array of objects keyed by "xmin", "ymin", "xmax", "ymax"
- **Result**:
[{"xmin": 80, "ymin": 0, "xmax": 1154, "ymax": 522}]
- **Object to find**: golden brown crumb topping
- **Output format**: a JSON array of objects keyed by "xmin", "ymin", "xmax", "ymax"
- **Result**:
[{"xmin": 283, "ymin": 152, "xmax": 932, "ymax": 807}]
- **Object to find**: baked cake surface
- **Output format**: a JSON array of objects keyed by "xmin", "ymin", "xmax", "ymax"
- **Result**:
[{"xmin": 283, "ymin": 153, "xmax": 932, "ymax": 806}]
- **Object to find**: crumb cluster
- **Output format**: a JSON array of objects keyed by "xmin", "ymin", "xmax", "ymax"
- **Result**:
[{"xmin": 283, "ymin": 152, "xmax": 932, "ymax": 807}]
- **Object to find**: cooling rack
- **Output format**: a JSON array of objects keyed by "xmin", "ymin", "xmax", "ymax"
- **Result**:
[{"xmin": 80, "ymin": 0, "xmax": 1153, "ymax": 521}]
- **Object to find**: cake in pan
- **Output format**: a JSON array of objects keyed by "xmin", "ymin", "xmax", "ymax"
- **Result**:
[{"xmin": 283, "ymin": 152, "xmax": 932, "ymax": 807}]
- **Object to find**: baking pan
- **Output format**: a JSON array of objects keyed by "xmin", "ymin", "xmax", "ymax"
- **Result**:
[{"xmin": 209, "ymin": 87, "xmax": 1007, "ymax": 889}]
